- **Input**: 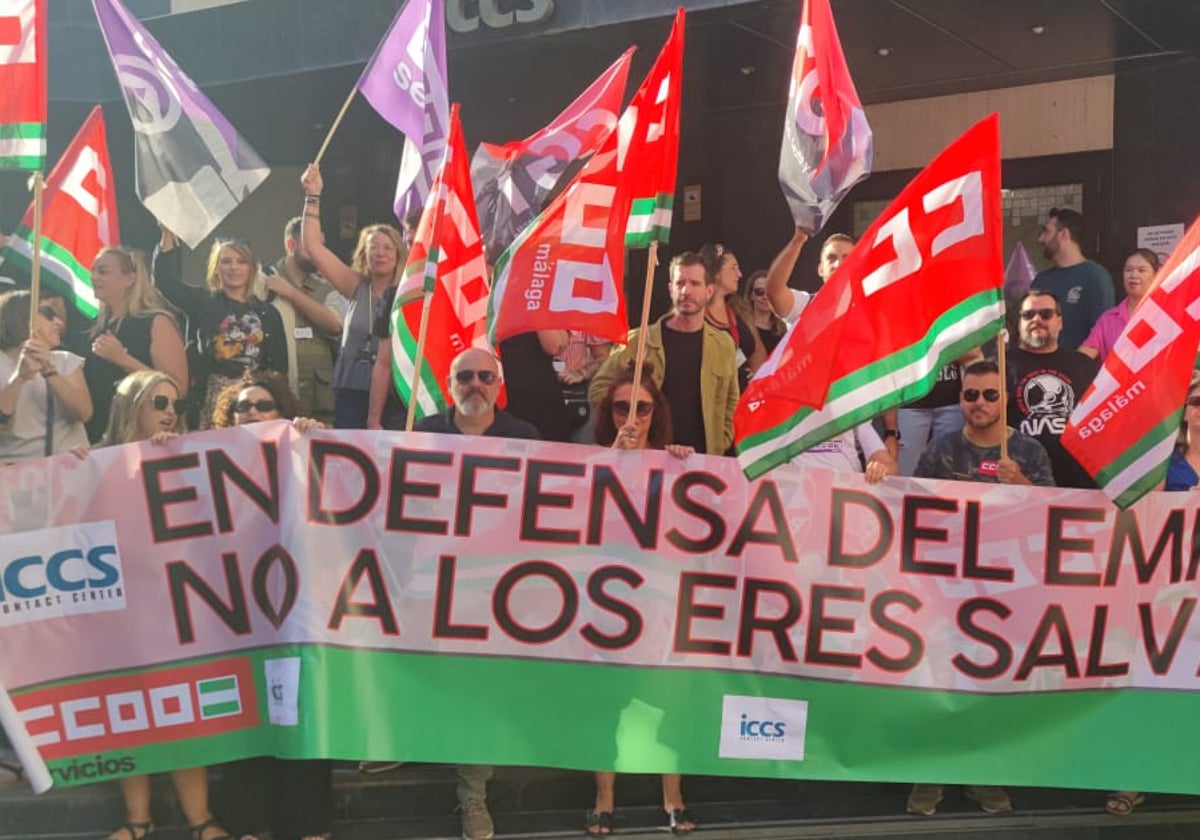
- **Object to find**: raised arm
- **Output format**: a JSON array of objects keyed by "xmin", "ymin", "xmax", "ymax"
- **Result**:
[
  {"xmin": 151, "ymin": 228, "xmax": 208, "ymax": 312},
  {"xmin": 300, "ymin": 164, "xmax": 367, "ymax": 299},
  {"xmin": 765, "ymin": 226, "xmax": 809, "ymax": 321}
]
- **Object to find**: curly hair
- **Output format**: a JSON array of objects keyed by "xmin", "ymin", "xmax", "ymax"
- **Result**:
[
  {"xmin": 102, "ymin": 370, "xmax": 184, "ymax": 446},
  {"xmin": 210, "ymin": 369, "xmax": 299, "ymax": 428},
  {"xmin": 593, "ymin": 362, "xmax": 673, "ymax": 451}
]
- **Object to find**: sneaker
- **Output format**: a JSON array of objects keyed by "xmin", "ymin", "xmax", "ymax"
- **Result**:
[
  {"xmin": 358, "ymin": 761, "xmax": 404, "ymax": 774},
  {"xmin": 461, "ymin": 799, "xmax": 494, "ymax": 840},
  {"xmin": 906, "ymin": 783, "xmax": 944, "ymax": 816},
  {"xmin": 966, "ymin": 785, "xmax": 1012, "ymax": 814}
]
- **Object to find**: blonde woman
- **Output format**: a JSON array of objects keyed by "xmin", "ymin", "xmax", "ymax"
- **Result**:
[
  {"xmin": 83, "ymin": 246, "xmax": 188, "ymax": 442},
  {"xmin": 100, "ymin": 371, "xmax": 231, "ymax": 840},
  {"xmin": 153, "ymin": 229, "xmax": 288, "ymax": 429},
  {"xmin": 300, "ymin": 163, "xmax": 405, "ymax": 428}
]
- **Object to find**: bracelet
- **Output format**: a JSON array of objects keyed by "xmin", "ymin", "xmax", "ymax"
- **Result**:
[
  {"xmin": 304, "ymin": 210, "xmax": 320, "ymax": 219},
  {"xmin": 304, "ymin": 195, "xmax": 321, "ymax": 204}
]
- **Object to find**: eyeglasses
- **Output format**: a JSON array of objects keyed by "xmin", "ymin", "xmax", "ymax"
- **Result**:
[
  {"xmin": 1187, "ymin": 396, "xmax": 1200, "ymax": 408},
  {"xmin": 233, "ymin": 399, "xmax": 278, "ymax": 414},
  {"xmin": 962, "ymin": 388, "xmax": 1001, "ymax": 403},
  {"xmin": 1020, "ymin": 308, "xmax": 1058, "ymax": 321},
  {"xmin": 151, "ymin": 394, "xmax": 186, "ymax": 413},
  {"xmin": 37, "ymin": 305, "xmax": 61, "ymax": 321},
  {"xmin": 454, "ymin": 369, "xmax": 498, "ymax": 385},
  {"xmin": 612, "ymin": 399, "xmax": 653, "ymax": 418}
]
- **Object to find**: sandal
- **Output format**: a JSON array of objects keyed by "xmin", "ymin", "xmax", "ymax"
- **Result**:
[
  {"xmin": 1106, "ymin": 791, "xmax": 1145, "ymax": 816},
  {"xmin": 665, "ymin": 808, "xmax": 697, "ymax": 835},
  {"xmin": 585, "ymin": 809, "xmax": 613, "ymax": 835},
  {"xmin": 0, "ymin": 760, "xmax": 24, "ymax": 783},
  {"xmin": 103, "ymin": 822, "xmax": 155, "ymax": 840},
  {"xmin": 188, "ymin": 818, "xmax": 232, "ymax": 840}
]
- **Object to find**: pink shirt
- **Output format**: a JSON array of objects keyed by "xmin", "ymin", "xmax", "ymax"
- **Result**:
[{"xmin": 1080, "ymin": 301, "xmax": 1132, "ymax": 362}]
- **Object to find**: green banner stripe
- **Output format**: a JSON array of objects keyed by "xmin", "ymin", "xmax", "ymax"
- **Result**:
[
  {"xmin": 390, "ymin": 321, "xmax": 446, "ymax": 419},
  {"xmin": 0, "ymin": 154, "xmax": 43, "ymax": 171},
  {"xmin": 30, "ymin": 646, "xmax": 1200, "ymax": 795},
  {"xmin": 0, "ymin": 123, "xmax": 46, "ymax": 140},
  {"xmin": 199, "ymin": 676, "xmax": 237, "ymax": 693},
  {"xmin": 200, "ymin": 700, "xmax": 241, "ymax": 716},
  {"xmin": 1094, "ymin": 414, "xmax": 1181, "ymax": 485}
]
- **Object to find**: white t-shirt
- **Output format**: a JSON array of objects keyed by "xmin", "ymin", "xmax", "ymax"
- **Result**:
[
  {"xmin": 792, "ymin": 423, "xmax": 885, "ymax": 473},
  {"xmin": 780, "ymin": 288, "xmax": 813, "ymax": 325},
  {"xmin": 0, "ymin": 350, "xmax": 89, "ymax": 462}
]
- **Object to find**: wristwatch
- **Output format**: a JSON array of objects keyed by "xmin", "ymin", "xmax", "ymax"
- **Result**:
[{"xmin": 882, "ymin": 429, "xmax": 901, "ymax": 441}]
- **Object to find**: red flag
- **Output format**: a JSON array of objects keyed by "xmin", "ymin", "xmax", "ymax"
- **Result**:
[
  {"xmin": 0, "ymin": 0, "xmax": 46, "ymax": 170},
  {"xmin": 1062, "ymin": 215, "xmax": 1200, "ymax": 507},
  {"xmin": 389, "ymin": 104, "xmax": 497, "ymax": 419},
  {"xmin": 472, "ymin": 48, "xmax": 633, "ymax": 263},
  {"xmin": 0, "ymin": 107, "xmax": 119, "ymax": 317},
  {"xmin": 488, "ymin": 11, "xmax": 686, "ymax": 345},
  {"xmin": 738, "ymin": 115, "xmax": 1005, "ymax": 479},
  {"xmin": 778, "ymin": 0, "xmax": 871, "ymax": 233}
]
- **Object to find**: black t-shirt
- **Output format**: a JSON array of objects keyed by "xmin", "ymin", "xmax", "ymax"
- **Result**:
[
  {"xmin": 413, "ymin": 408, "xmax": 541, "ymax": 440},
  {"xmin": 1006, "ymin": 347, "xmax": 1099, "ymax": 488},
  {"xmin": 370, "ymin": 285, "xmax": 409, "ymax": 429},
  {"xmin": 660, "ymin": 324, "xmax": 706, "ymax": 451},
  {"xmin": 498, "ymin": 332, "xmax": 572, "ymax": 442},
  {"xmin": 908, "ymin": 362, "xmax": 961, "ymax": 410},
  {"xmin": 711, "ymin": 313, "xmax": 757, "ymax": 390},
  {"xmin": 757, "ymin": 325, "xmax": 783, "ymax": 356}
]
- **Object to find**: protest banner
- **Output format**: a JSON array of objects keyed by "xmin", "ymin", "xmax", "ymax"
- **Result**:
[{"xmin": 0, "ymin": 424, "xmax": 1197, "ymax": 795}]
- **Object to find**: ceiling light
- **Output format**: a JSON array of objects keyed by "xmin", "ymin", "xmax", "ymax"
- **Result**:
[
  {"xmin": 876, "ymin": 47, "xmax": 892, "ymax": 57},
  {"xmin": 739, "ymin": 66, "xmax": 755, "ymax": 76},
  {"xmin": 1031, "ymin": 25, "xmax": 1045, "ymax": 35}
]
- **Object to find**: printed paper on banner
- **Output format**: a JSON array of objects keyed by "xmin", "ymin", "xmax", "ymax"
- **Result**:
[
  {"xmin": 0, "ymin": 106, "xmax": 120, "ymax": 317},
  {"xmin": 719, "ymin": 695, "xmax": 809, "ymax": 761},
  {"xmin": 778, "ymin": 0, "xmax": 872, "ymax": 233},
  {"xmin": 737, "ymin": 114, "xmax": 1005, "ymax": 479},
  {"xmin": 1063, "ymin": 214, "xmax": 1200, "ymax": 507},
  {"xmin": 0, "ymin": 520, "xmax": 124, "ymax": 627}
]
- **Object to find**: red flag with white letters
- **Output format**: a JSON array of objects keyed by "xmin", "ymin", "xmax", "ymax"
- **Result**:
[
  {"xmin": 1062, "ymin": 214, "xmax": 1200, "ymax": 507},
  {"xmin": 0, "ymin": 106, "xmax": 119, "ymax": 317},
  {"xmin": 737, "ymin": 114, "xmax": 1005, "ymax": 478},
  {"xmin": 0, "ymin": 0, "xmax": 46, "ymax": 170}
]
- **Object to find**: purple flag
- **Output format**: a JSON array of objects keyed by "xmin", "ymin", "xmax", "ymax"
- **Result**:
[
  {"xmin": 92, "ymin": 0, "xmax": 269, "ymax": 248},
  {"xmin": 356, "ymin": 0, "xmax": 449, "ymax": 222},
  {"xmin": 1004, "ymin": 241, "xmax": 1037, "ymax": 296}
]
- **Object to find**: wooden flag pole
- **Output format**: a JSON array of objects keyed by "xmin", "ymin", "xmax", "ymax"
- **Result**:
[
  {"xmin": 27, "ymin": 172, "xmax": 45, "ymax": 336},
  {"xmin": 629, "ymin": 241, "xmax": 660, "ymax": 413},
  {"xmin": 404, "ymin": 288, "xmax": 435, "ymax": 433},
  {"xmin": 313, "ymin": 87, "xmax": 358, "ymax": 167},
  {"xmin": 997, "ymin": 325, "xmax": 1009, "ymax": 462}
]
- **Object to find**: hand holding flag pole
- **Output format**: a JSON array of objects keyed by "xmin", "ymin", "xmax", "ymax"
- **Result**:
[
  {"xmin": 27, "ymin": 171, "xmax": 43, "ymax": 336},
  {"xmin": 629, "ymin": 242, "xmax": 660, "ymax": 416}
]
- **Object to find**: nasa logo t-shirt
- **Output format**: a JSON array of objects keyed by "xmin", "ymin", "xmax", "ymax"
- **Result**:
[{"xmin": 1007, "ymin": 347, "xmax": 1099, "ymax": 488}]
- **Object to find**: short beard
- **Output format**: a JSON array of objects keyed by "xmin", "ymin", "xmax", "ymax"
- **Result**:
[
  {"xmin": 1022, "ymin": 331, "xmax": 1052, "ymax": 350},
  {"xmin": 458, "ymin": 395, "xmax": 492, "ymax": 418},
  {"xmin": 295, "ymin": 255, "xmax": 318, "ymax": 275}
]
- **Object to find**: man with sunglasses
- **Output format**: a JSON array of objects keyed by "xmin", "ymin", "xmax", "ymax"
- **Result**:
[
  {"xmin": 412, "ymin": 347, "xmax": 537, "ymax": 840},
  {"xmin": 1007, "ymin": 289, "xmax": 1099, "ymax": 488},
  {"xmin": 414, "ymin": 347, "xmax": 539, "ymax": 440},
  {"xmin": 914, "ymin": 360, "xmax": 1052, "ymax": 488}
]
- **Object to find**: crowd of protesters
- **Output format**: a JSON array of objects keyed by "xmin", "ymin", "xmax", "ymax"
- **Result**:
[{"xmin": 0, "ymin": 174, "xmax": 1184, "ymax": 838}]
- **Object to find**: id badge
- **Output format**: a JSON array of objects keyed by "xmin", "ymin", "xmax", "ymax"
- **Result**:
[{"xmin": 293, "ymin": 326, "xmax": 315, "ymax": 340}]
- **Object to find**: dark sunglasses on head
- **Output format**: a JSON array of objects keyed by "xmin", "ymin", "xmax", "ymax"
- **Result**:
[
  {"xmin": 233, "ymin": 399, "xmax": 277, "ymax": 414},
  {"xmin": 962, "ymin": 388, "xmax": 1001, "ymax": 403},
  {"xmin": 151, "ymin": 394, "xmax": 186, "ymax": 413},
  {"xmin": 215, "ymin": 236, "xmax": 251, "ymax": 247},
  {"xmin": 612, "ymin": 399, "xmax": 653, "ymax": 418},
  {"xmin": 454, "ymin": 369, "xmax": 498, "ymax": 385},
  {"xmin": 1020, "ymin": 308, "xmax": 1058, "ymax": 321},
  {"xmin": 1188, "ymin": 396, "xmax": 1200, "ymax": 408}
]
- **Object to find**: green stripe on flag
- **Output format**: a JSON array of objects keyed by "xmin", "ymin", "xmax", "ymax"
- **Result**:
[
  {"xmin": 0, "ymin": 124, "xmax": 46, "ymax": 140},
  {"xmin": 197, "ymin": 675, "xmax": 242, "ymax": 719},
  {"xmin": 626, "ymin": 193, "xmax": 674, "ymax": 247},
  {"xmin": 0, "ymin": 125, "xmax": 46, "ymax": 171},
  {"xmin": 738, "ymin": 292, "xmax": 1003, "ymax": 478},
  {"xmin": 0, "ymin": 228, "xmax": 100, "ymax": 319}
]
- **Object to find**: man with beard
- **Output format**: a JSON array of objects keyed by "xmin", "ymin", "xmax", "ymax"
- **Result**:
[
  {"xmin": 907, "ymin": 360, "xmax": 1050, "ymax": 818},
  {"xmin": 1007, "ymin": 289, "xmax": 1099, "ymax": 488},
  {"xmin": 915, "ymin": 360, "xmax": 1053, "ymax": 486},
  {"xmin": 589, "ymin": 252, "xmax": 738, "ymax": 454},
  {"xmin": 259, "ymin": 215, "xmax": 345, "ymax": 423},
  {"xmin": 412, "ymin": 346, "xmax": 537, "ymax": 840},
  {"xmin": 1033, "ymin": 208, "xmax": 1113, "ymax": 350}
]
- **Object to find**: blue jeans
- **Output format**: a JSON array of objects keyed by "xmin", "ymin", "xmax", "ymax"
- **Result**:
[{"xmin": 898, "ymin": 405, "xmax": 964, "ymax": 475}]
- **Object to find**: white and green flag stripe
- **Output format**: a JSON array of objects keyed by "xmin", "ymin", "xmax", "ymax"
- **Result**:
[
  {"xmin": 0, "ymin": 123, "xmax": 45, "ymax": 171},
  {"xmin": 738, "ymin": 291, "xmax": 1004, "ymax": 478},
  {"xmin": 390, "ymin": 248, "xmax": 448, "ymax": 420},
  {"xmin": 625, "ymin": 193, "xmax": 674, "ymax": 247},
  {"xmin": 0, "ymin": 226, "xmax": 100, "ymax": 318}
]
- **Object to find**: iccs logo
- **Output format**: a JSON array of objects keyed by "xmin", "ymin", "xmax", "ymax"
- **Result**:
[{"xmin": 739, "ymin": 713, "xmax": 786, "ymax": 740}]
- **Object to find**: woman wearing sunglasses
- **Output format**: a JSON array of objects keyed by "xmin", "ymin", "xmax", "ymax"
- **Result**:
[
  {"xmin": 744, "ymin": 270, "xmax": 786, "ymax": 356},
  {"xmin": 588, "ymin": 364, "xmax": 696, "ymax": 835},
  {"xmin": 98, "ymin": 371, "xmax": 231, "ymax": 840},
  {"xmin": 0, "ymin": 290, "xmax": 92, "ymax": 462},
  {"xmin": 153, "ymin": 228, "xmax": 287, "ymax": 430},
  {"xmin": 210, "ymin": 369, "xmax": 325, "ymax": 437}
]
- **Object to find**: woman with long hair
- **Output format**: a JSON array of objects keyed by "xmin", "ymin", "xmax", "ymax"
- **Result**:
[
  {"xmin": 153, "ymin": 229, "xmax": 288, "ymax": 429},
  {"xmin": 1079, "ymin": 248, "xmax": 1159, "ymax": 363},
  {"xmin": 300, "ymin": 164, "xmax": 405, "ymax": 429},
  {"xmin": 0, "ymin": 290, "xmax": 92, "ymax": 461},
  {"xmin": 100, "ymin": 371, "xmax": 230, "ymax": 840},
  {"xmin": 743, "ymin": 269, "xmax": 786, "ymax": 355},
  {"xmin": 210, "ymin": 370, "xmax": 332, "ymax": 840},
  {"xmin": 699, "ymin": 243, "xmax": 764, "ymax": 389},
  {"xmin": 588, "ymin": 363, "xmax": 696, "ymax": 836},
  {"xmin": 84, "ymin": 246, "xmax": 188, "ymax": 442}
]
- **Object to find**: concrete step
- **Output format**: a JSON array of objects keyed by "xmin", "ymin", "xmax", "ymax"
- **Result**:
[{"xmin": 2, "ymin": 764, "xmax": 1198, "ymax": 839}]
